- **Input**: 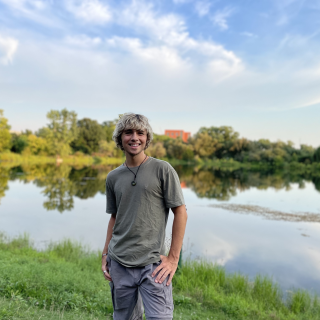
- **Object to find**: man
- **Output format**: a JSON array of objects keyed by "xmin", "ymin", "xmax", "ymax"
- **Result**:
[{"xmin": 101, "ymin": 113, "xmax": 188, "ymax": 320}]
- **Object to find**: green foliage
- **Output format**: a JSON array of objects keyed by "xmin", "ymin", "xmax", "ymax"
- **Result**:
[
  {"xmin": 24, "ymin": 134, "xmax": 47, "ymax": 155},
  {"xmin": 192, "ymin": 132, "xmax": 217, "ymax": 157},
  {"xmin": 288, "ymin": 290, "xmax": 313, "ymax": 314},
  {"xmin": 0, "ymin": 110, "xmax": 12, "ymax": 152},
  {"xmin": 153, "ymin": 133, "xmax": 171, "ymax": 143},
  {"xmin": 98, "ymin": 140, "xmax": 123, "ymax": 158},
  {"xmin": 146, "ymin": 142, "xmax": 167, "ymax": 158},
  {"xmin": 38, "ymin": 109, "xmax": 78, "ymax": 156},
  {"xmin": 101, "ymin": 120, "xmax": 117, "ymax": 142},
  {"xmin": 165, "ymin": 138, "xmax": 194, "ymax": 160},
  {"xmin": 10, "ymin": 134, "xmax": 28, "ymax": 154},
  {"xmin": 0, "ymin": 297, "xmax": 106, "ymax": 320},
  {"xmin": 71, "ymin": 118, "xmax": 105, "ymax": 154},
  {"xmin": 313, "ymin": 147, "xmax": 320, "ymax": 163}
]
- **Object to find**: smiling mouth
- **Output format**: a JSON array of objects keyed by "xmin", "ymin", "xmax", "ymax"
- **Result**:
[{"xmin": 128, "ymin": 143, "xmax": 141, "ymax": 147}]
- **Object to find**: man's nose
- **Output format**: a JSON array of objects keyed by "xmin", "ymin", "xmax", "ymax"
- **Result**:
[{"xmin": 131, "ymin": 132, "xmax": 138, "ymax": 140}]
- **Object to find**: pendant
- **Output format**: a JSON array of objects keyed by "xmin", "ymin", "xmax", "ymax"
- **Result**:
[{"xmin": 131, "ymin": 181, "xmax": 137, "ymax": 186}]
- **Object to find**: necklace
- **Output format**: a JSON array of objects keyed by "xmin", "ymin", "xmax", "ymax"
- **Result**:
[{"xmin": 124, "ymin": 155, "xmax": 148, "ymax": 186}]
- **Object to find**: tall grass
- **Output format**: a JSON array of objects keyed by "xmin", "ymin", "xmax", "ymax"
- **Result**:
[
  {"xmin": 0, "ymin": 234, "xmax": 319, "ymax": 319},
  {"xmin": 173, "ymin": 260, "xmax": 320, "ymax": 319}
]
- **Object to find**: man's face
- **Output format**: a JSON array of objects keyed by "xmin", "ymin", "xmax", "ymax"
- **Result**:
[{"xmin": 121, "ymin": 128, "xmax": 147, "ymax": 156}]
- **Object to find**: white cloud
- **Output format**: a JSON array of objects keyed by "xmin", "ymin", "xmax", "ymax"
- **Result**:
[
  {"xmin": 119, "ymin": 1, "xmax": 188, "ymax": 46},
  {"xmin": 66, "ymin": 0, "xmax": 112, "ymax": 24},
  {"xmin": 172, "ymin": 0, "xmax": 190, "ymax": 3},
  {"xmin": 107, "ymin": 36, "xmax": 187, "ymax": 70},
  {"xmin": 275, "ymin": 0, "xmax": 305, "ymax": 25},
  {"xmin": 0, "ymin": 35, "xmax": 19, "ymax": 65},
  {"xmin": 240, "ymin": 32, "xmax": 257, "ymax": 38},
  {"xmin": 112, "ymin": 1, "xmax": 242, "ymax": 79},
  {"xmin": 0, "ymin": 0, "xmax": 59, "ymax": 26},
  {"xmin": 65, "ymin": 35, "xmax": 102, "ymax": 47},
  {"xmin": 195, "ymin": 1, "xmax": 211, "ymax": 17},
  {"xmin": 0, "ymin": 0, "xmax": 46, "ymax": 10},
  {"xmin": 211, "ymin": 6, "xmax": 235, "ymax": 30}
]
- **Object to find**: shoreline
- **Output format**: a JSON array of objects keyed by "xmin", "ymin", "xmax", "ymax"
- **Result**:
[
  {"xmin": 0, "ymin": 234, "xmax": 319, "ymax": 319},
  {"xmin": 1, "ymin": 152, "xmax": 320, "ymax": 173}
]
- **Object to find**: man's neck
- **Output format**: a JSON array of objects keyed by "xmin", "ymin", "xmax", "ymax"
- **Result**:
[{"xmin": 125, "ymin": 151, "xmax": 148, "ymax": 167}]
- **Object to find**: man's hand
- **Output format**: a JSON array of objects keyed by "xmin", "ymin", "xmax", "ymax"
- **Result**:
[
  {"xmin": 152, "ymin": 255, "xmax": 178, "ymax": 286},
  {"xmin": 101, "ymin": 256, "xmax": 112, "ymax": 281}
]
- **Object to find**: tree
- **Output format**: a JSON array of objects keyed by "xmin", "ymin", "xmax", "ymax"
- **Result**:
[
  {"xmin": 165, "ymin": 138, "xmax": 194, "ymax": 160},
  {"xmin": 71, "ymin": 118, "xmax": 104, "ymax": 154},
  {"xmin": 192, "ymin": 132, "xmax": 217, "ymax": 157},
  {"xmin": 229, "ymin": 138, "xmax": 250, "ymax": 154},
  {"xmin": 0, "ymin": 109, "xmax": 11, "ymax": 152},
  {"xmin": 313, "ymin": 147, "xmax": 320, "ymax": 163},
  {"xmin": 153, "ymin": 134, "xmax": 171, "ymax": 143},
  {"xmin": 38, "ymin": 109, "xmax": 78, "ymax": 156},
  {"xmin": 98, "ymin": 140, "xmax": 123, "ymax": 157},
  {"xmin": 101, "ymin": 120, "xmax": 117, "ymax": 142},
  {"xmin": 25, "ymin": 134, "xmax": 47, "ymax": 155},
  {"xmin": 146, "ymin": 142, "xmax": 167, "ymax": 158},
  {"xmin": 298, "ymin": 144, "xmax": 314, "ymax": 164},
  {"xmin": 199, "ymin": 126, "xmax": 239, "ymax": 143},
  {"xmin": 11, "ymin": 133, "xmax": 28, "ymax": 153},
  {"xmin": 193, "ymin": 126, "xmax": 239, "ymax": 158}
]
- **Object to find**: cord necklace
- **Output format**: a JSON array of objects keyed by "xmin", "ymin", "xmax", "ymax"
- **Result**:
[{"xmin": 124, "ymin": 155, "xmax": 148, "ymax": 186}]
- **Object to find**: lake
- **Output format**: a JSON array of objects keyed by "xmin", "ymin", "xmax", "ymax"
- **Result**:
[{"xmin": 1, "ymin": 163, "xmax": 320, "ymax": 294}]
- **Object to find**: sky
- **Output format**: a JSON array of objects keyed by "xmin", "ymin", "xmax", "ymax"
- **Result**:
[{"xmin": 0, "ymin": 0, "xmax": 320, "ymax": 147}]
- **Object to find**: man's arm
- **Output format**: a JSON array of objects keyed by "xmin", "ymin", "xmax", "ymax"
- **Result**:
[
  {"xmin": 152, "ymin": 204, "xmax": 188, "ymax": 286},
  {"xmin": 101, "ymin": 214, "xmax": 116, "ymax": 281}
]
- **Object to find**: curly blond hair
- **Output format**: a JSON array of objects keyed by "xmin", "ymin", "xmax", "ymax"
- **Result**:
[{"xmin": 112, "ymin": 113, "xmax": 153, "ymax": 150}]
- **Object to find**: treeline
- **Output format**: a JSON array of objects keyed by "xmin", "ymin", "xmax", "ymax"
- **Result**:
[
  {"xmin": 0, "ymin": 109, "xmax": 121, "ymax": 158},
  {"xmin": 1, "ymin": 108, "xmax": 320, "ymax": 165}
]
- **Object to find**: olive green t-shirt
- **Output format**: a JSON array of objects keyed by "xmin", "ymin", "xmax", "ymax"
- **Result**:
[{"xmin": 106, "ymin": 157, "xmax": 185, "ymax": 267}]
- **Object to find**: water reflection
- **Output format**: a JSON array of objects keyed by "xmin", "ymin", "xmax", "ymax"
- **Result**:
[
  {"xmin": 1, "ymin": 163, "xmax": 320, "ymax": 213},
  {"xmin": 0, "ymin": 167, "xmax": 10, "ymax": 204},
  {"xmin": 176, "ymin": 165, "xmax": 320, "ymax": 200}
]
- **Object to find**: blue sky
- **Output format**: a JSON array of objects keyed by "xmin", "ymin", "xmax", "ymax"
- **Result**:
[{"xmin": 0, "ymin": 0, "xmax": 320, "ymax": 146}]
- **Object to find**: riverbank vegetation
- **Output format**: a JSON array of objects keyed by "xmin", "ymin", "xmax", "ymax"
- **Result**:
[
  {"xmin": 0, "ymin": 234, "xmax": 319, "ymax": 320},
  {"xmin": 1, "ymin": 108, "xmax": 320, "ymax": 167}
]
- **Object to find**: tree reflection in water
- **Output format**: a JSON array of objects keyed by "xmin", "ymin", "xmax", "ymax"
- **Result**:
[
  {"xmin": 3, "ymin": 163, "xmax": 320, "ymax": 212},
  {"xmin": 0, "ymin": 167, "xmax": 10, "ymax": 204}
]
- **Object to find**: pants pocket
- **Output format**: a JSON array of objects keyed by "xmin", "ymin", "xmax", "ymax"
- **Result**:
[{"xmin": 164, "ymin": 283, "xmax": 174, "ymax": 314}]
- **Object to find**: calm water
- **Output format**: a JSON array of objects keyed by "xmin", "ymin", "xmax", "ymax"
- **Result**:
[{"xmin": 1, "ymin": 164, "xmax": 320, "ymax": 293}]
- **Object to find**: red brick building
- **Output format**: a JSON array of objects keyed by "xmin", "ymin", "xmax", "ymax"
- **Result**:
[{"xmin": 165, "ymin": 130, "xmax": 191, "ymax": 143}]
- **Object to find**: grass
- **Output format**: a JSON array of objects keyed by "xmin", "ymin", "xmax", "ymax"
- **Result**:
[{"xmin": 0, "ymin": 234, "xmax": 319, "ymax": 320}]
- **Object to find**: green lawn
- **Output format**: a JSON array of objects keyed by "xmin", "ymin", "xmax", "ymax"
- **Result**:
[{"xmin": 0, "ymin": 234, "xmax": 319, "ymax": 320}]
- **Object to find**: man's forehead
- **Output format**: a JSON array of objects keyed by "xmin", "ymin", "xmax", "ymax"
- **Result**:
[{"xmin": 124, "ymin": 127, "xmax": 146, "ymax": 132}]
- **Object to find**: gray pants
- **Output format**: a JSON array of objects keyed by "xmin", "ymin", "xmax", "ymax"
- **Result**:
[{"xmin": 107, "ymin": 256, "xmax": 173, "ymax": 320}]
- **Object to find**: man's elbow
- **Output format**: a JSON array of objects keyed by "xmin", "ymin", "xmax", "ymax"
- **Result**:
[{"xmin": 172, "ymin": 205, "xmax": 188, "ymax": 219}]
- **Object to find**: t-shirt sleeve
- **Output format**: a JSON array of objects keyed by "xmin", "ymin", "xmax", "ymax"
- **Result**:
[
  {"xmin": 106, "ymin": 176, "xmax": 117, "ymax": 214},
  {"xmin": 162, "ymin": 166, "xmax": 185, "ymax": 208}
]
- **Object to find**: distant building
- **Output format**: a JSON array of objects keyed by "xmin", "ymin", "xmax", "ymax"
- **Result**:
[
  {"xmin": 165, "ymin": 130, "xmax": 191, "ymax": 143},
  {"xmin": 180, "ymin": 181, "xmax": 187, "ymax": 189}
]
